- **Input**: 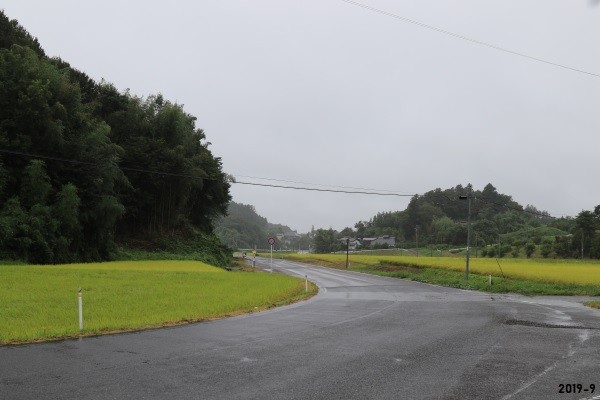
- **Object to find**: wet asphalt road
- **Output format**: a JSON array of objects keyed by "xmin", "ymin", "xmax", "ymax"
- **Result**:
[{"xmin": 2, "ymin": 258, "xmax": 600, "ymax": 400}]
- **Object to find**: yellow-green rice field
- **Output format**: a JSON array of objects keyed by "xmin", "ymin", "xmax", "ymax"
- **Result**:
[
  {"xmin": 0, "ymin": 260, "xmax": 315, "ymax": 344},
  {"xmin": 283, "ymin": 253, "xmax": 600, "ymax": 286}
]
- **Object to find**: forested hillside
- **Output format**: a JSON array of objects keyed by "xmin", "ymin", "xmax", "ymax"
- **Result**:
[
  {"xmin": 353, "ymin": 184, "xmax": 558, "ymax": 246},
  {"xmin": 215, "ymin": 202, "xmax": 310, "ymax": 250},
  {"xmin": 315, "ymin": 183, "xmax": 600, "ymax": 259},
  {"xmin": 0, "ymin": 12, "xmax": 231, "ymax": 264}
]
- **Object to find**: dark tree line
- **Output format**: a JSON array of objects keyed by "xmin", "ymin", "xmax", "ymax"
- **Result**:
[
  {"xmin": 0, "ymin": 12, "xmax": 231, "ymax": 263},
  {"xmin": 351, "ymin": 184, "xmax": 539, "ymax": 247},
  {"xmin": 320, "ymin": 183, "xmax": 600, "ymax": 259},
  {"xmin": 554, "ymin": 206, "xmax": 600, "ymax": 259}
]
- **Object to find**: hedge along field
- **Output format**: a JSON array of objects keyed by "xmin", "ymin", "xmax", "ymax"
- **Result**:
[
  {"xmin": 283, "ymin": 253, "xmax": 600, "ymax": 287},
  {"xmin": 0, "ymin": 260, "xmax": 314, "ymax": 344}
]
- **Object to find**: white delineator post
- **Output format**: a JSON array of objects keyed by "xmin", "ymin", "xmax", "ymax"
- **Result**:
[
  {"xmin": 78, "ymin": 288, "xmax": 83, "ymax": 331},
  {"xmin": 267, "ymin": 237, "xmax": 275, "ymax": 273},
  {"xmin": 305, "ymin": 275, "xmax": 308, "ymax": 293}
]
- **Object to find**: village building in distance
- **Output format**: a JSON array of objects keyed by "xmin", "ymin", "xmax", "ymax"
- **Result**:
[{"xmin": 338, "ymin": 235, "xmax": 396, "ymax": 250}]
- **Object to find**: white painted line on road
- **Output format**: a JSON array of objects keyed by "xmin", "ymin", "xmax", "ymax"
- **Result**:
[
  {"xmin": 500, "ymin": 363, "xmax": 557, "ymax": 400},
  {"xmin": 579, "ymin": 395, "xmax": 600, "ymax": 400},
  {"xmin": 502, "ymin": 327, "xmax": 592, "ymax": 400}
]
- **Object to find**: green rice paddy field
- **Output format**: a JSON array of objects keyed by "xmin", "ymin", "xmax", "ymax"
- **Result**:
[
  {"xmin": 0, "ymin": 260, "xmax": 315, "ymax": 344},
  {"xmin": 281, "ymin": 253, "xmax": 600, "ymax": 299}
]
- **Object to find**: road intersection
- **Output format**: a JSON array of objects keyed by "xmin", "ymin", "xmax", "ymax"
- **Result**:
[{"xmin": 2, "ymin": 258, "xmax": 600, "ymax": 399}]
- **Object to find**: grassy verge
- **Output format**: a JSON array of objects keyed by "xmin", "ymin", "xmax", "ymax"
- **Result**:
[
  {"xmin": 279, "ymin": 254, "xmax": 600, "ymax": 296},
  {"xmin": 0, "ymin": 260, "xmax": 317, "ymax": 344},
  {"xmin": 586, "ymin": 301, "xmax": 600, "ymax": 309},
  {"xmin": 114, "ymin": 232, "xmax": 233, "ymax": 268},
  {"xmin": 354, "ymin": 263, "xmax": 600, "ymax": 295}
]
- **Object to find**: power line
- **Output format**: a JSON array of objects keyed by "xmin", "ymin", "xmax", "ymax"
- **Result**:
[
  {"xmin": 235, "ymin": 181, "xmax": 417, "ymax": 196},
  {"xmin": 339, "ymin": 0, "xmax": 600, "ymax": 79},
  {"xmin": 0, "ymin": 148, "xmax": 418, "ymax": 196},
  {"xmin": 233, "ymin": 174, "xmax": 411, "ymax": 194},
  {"xmin": 0, "ymin": 148, "xmax": 576, "ymax": 217},
  {"xmin": 0, "ymin": 148, "xmax": 213, "ymax": 180}
]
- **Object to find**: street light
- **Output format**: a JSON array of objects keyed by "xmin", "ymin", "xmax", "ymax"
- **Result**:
[{"xmin": 459, "ymin": 186, "xmax": 473, "ymax": 280}]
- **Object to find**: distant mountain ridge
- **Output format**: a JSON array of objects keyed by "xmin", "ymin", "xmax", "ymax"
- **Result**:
[{"xmin": 215, "ymin": 202, "xmax": 308, "ymax": 249}]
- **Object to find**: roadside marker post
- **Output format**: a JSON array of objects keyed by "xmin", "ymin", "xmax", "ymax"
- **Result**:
[
  {"xmin": 268, "ymin": 237, "xmax": 275, "ymax": 273},
  {"xmin": 78, "ymin": 288, "xmax": 83, "ymax": 331},
  {"xmin": 305, "ymin": 275, "xmax": 308, "ymax": 293}
]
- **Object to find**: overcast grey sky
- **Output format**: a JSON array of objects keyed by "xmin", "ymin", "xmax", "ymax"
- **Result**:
[{"xmin": 3, "ymin": 1, "xmax": 600, "ymax": 233}]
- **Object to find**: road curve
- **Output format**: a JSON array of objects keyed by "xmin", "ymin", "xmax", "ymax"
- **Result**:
[{"xmin": 2, "ymin": 257, "xmax": 600, "ymax": 399}]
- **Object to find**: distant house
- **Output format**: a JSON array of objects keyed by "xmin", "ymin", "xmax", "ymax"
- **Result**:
[
  {"xmin": 372, "ymin": 235, "xmax": 396, "ymax": 247},
  {"xmin": 276, "ymin": 230, "xmax": 301, "ymax": 245},
  {"xmin": 339, "ymin": 237, "xmax": 361, "ymax": 251},
  {"xmin": 338, "ymin": 235, "xmax": 396, "ymax": 250},
  {"xmin": 362, "ymin": 235, "xmax": 396, "ymax": 248},
  {"xmin": 360, "ymin": 238, "xmax": 377, "ymax": 247}
]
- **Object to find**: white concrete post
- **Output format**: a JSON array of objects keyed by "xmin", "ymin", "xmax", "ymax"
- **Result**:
[{"xmin": 78, "ymin": 288, "xmax": 83, "ymax": 331}]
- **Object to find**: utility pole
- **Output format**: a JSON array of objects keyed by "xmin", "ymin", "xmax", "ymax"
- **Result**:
[
  {"xmin": 346, "ymin": 238, "xmax": 350, "ymax": 269},
  {"xmin": 415, "ymin": 226, "xmax": 419, "ymax": 257},
  {"xmin": 498, "ymin": 234, "xmax": 501, "ymax": 259},
  {"xmin": 459, "ymin": 185, "xmax": 473, "ymax": 280}
]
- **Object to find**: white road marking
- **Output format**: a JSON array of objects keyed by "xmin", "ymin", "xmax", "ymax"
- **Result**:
[
  {"xmin": 579, "ymin": 395, "xmax": 600, "ymax": 400},
  {"xmin": 501, "ymin": 329, "xmax": 591, "ymax": 399},
  {"xmin": 500, "ymin": 364, "xmax": 558, "ymax": 400}
]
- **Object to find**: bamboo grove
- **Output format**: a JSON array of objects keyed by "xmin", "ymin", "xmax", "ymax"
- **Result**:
[{"xmin": 0, "ymin": 12, "xmax": 231, "ymax": 263}]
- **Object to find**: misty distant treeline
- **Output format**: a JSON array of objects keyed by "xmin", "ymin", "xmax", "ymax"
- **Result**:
[
  {"xmin": 314, "ymin": 183, "xmax": 600, "ymax": 259},
  {"xmin": 215, "ymin": 202, "xmax": 310, "ymax": 250},
  {"xmin": 0, "ymin": 12, "xmax": 230, "ymax": 263}
]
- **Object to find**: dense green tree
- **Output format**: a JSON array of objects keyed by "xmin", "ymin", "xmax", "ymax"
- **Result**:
[
  {"xmin": 431, "ymin": 216, "xmax": 464, "ymax": 244},
  {"xmin": 540, "ymin": 240, "xmax": 553, "ymax": 258},
  {"xmin": 94, "ymin": 91, "xmax": 230, "ymax": 237},
  {"xmin": 0, "ymin": 197, "xmax": 29, "ymax": 258},
  {"xmin": 0, "ymin": 13, "xmax": 231, "ymax": 264},
  {"xmin": 572, "ymin": 210, "xmax": 598, "ymax": 258},
  {"xmin": 20, "ymin": 160, "xmax": 52, "ymax": 209},
  {"xmin": 525, "ymin": 242, "xmax": 536, "ymax": 258},
  {"xmin": 338, "ymin": 227, "xmax": 355, "ymax": 238},
  {"xmin": 0, "ymin": 12, "xmax": 45, "ymax": 57},
  {"xmin": 511, "ymin": 246, "xmax": 520, "ymax": 258},
  {"xmin": 313, "ymin": 228, "xmax": 339, "ymax": 253}
]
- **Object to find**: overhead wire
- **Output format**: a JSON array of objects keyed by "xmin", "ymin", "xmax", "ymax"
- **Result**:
[
  {"xmin": 0, "ymin": 147, "xmax": 572, "ymax": 218},
  {"xmin": 339, "ymin": 0, "xmax": 600, "ymax": 79},
  {"xmin": 0, "ymin": 148, "xmax": 212, "ymax": 180},
  {"xmin": 235, "ymin": 180, "xmax": 416, "ymax": 196},
  {"xmin": 233, "ymin": 174, "xmax": 408, "ymax": 194},
  {"xmin": 0, "ymin": 148, "xmax": 417, "ymax": 196}
]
